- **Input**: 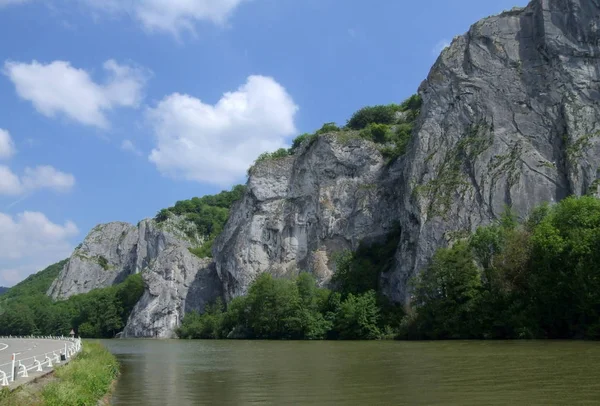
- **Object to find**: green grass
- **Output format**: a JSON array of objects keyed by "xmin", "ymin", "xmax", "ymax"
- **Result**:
[{"xmin": 0, "ymin": 342, "xmax": 119, "ymax": 406}]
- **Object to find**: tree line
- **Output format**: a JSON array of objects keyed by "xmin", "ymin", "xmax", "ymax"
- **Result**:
[
  {"xmin": 180, "ymin": 196, "xmax": 600, "ymax": 340},
  {"xmin": 0, "ymin": 262, "xmax": 144, "ymax": 338}
]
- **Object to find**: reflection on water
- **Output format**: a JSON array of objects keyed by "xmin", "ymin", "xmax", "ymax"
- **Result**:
[{"xmin": 101, "ymin": 339, "xmax": 600, "ymax": 406}]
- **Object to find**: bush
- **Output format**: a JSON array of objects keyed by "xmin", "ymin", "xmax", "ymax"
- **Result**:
[
  {"xmin": 290, "ymin": 133, "xmax": 318, "ymax": 152},
  {"xmin": 155, "ymin": 185, "xmax": 246, "ymax": 258},
  {"xmin": 347, "ymin": 104, "xmax": 402, "ymax": 130},
  {"xmin": 315, "ymin": 122, "xmax": 340, "ymax": 135},
  {"xmin": 254, "ymin": 148, "xmax": 290, "ymax": 164}
]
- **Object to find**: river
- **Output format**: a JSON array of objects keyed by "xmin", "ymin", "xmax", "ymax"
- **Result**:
[{"xmin": 101, "ymin": 340, "xmax": 600, "ymax": 405}]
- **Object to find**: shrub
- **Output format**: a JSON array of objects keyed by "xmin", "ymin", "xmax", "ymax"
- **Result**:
[
  {"xmin": 315, "ymin": 122, "xmax": 340, "ymax": 135},
  {"xmin": 290, "ymin": 133, "xmax": 317, "ymax": 152},
  {"xmin": 347, "ymin": 104, "xmax": 402, "ymax": 130}
]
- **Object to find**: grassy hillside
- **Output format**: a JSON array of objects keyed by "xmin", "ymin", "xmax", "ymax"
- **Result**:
[
  {"xmin": 0, "ymin": 260, "xmax": 67, "ymax": 302},
  {"xmin": 0, "ymin": 260, "xmax": 144, "ymax": 338}
]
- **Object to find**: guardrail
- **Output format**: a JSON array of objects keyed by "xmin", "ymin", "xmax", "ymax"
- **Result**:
[{"xmin": 0, "ymin": 336, "xmax": 82, "ymax": 387}]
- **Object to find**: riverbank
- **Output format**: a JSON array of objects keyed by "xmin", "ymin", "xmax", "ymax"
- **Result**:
[{"xmin": 0, "ymin": 342, "xmax": 119, "ymax": 406}]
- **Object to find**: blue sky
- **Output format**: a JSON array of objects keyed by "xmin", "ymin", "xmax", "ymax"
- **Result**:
[{"xmin": 0, "ymin": 0, "xmax": 529, "ymax": 286}]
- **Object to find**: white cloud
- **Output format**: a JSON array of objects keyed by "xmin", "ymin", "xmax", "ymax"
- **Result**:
[
  {"xmin": 0, "ymin": 129, "xmax": 16, "ymax": 159},
  {"xmin": 3, "ymin": 59, "xmax": 148, "ymax": 128},
  {"xmin": 432, "ymin": 39, "xmax": 451, "ymax": 56},
  {"xmin": 80, "ymin": 0, "xmax": 248, "ymax": 35},
  {"xmin": 0, "ymin": 211, "xmax": 78, "ymax": 286},
  {"xmin": 0, "ymin": 166, "xmax": 23, "ymax": 195},
  {"xmin": 0, "ymin": 165, "xmax": 75, "ymax": 195},
  {"xmin": 22, "ymin": 166, "xmax": 76, "ymax": 192},
  {"xmin": 121, "ymin": 139, "xmax": 142, "ymax": 156},
  {"xmin": 148, "ymin": 75, "xmax": 298, "ymax": 185},
  {"xmin": 0, "ymin": 0, "xmax": 30, "ymax": 8}
]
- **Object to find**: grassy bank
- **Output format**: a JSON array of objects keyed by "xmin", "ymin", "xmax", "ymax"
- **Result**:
[{"xmin": 0, "ymin": 342, "xmax": 119, "ymax": 406}]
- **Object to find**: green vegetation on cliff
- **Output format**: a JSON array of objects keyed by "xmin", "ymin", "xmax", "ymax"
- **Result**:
[
  {"xmin": 405, "ymin": 196, "xmax": 600, "ymax": 340},
  {"xmin": 251, "ymin": 94, "xmax": 422, "ymax": 170},
  {"xmin": 0, "ymin": 342, "xmax": 119, "ymax": 406},
  {"xmin": 0, "ymin": 269, "xmax": 144, "ymax": 338},
  {"xmin": 179, "ymin": 196, "xmax": 600, "ymax": 341},
  {"xmin": 179, "ymin": 227, "xmax": 404, "ymax": 340},
  {"xmin": 155, "ymin": 185, "xmax": 245, "ymax": 258},
  {"xmin": 178, "ymin": 273, "xmax": 386, "ymax": 340}
]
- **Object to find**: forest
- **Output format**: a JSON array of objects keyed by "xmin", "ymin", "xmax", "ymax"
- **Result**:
[
  {"xmin": 0, "ymin": 262, "xmax": 143, "ymax": 338},
  {"xmin": 2, "ymin": 194, "xmax": 600, "ymax": 340},
  {"xmin": 179, "ymin": 196, "xmax": 600, "ymax": 340}
]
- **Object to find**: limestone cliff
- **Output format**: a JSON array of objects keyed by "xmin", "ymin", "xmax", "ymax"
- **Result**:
[
  {"xmin": 213, "ymin": 134, "xmax": 400, "ymax": 301},
  {"xmin": 387, "ymin": 0, "xmax": 600, "ymax": 302},
  {"xmin": 48, "ymin": 217, "xmax": 221, "ymax": 338},
  {"xmin": 122, "ymin": 252, "xmax": 222, "ymax": 339},
  {"xmin": 45, "ymin": 0, "xmax": 600, "ymax": 335},
  {"xmin": 215, "ymin": 0, "xmax": 600, "ymax": 303}
]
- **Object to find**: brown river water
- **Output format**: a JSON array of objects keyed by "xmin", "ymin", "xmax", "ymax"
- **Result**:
[{"xmin": 100, "ymin": 339, "xmax": 600, "ymax": 405}]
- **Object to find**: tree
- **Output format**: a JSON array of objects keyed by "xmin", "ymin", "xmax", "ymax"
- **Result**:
[
  {"xmin": 333, "ymin": 291, "xmax": 381, "ymax": 340},
  {"xmin": 412, "ymin": 241, "xmax": 482, "ymax": 339}
]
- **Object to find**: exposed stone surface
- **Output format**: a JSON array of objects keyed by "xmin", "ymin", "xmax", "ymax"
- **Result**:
[
  {"xmin": 386, "ymin": 0, "xmax": 600, "ymax": 302},
  {"xmin": 122, "ymin": 251, "xmax": 222, "ymax": 339},
  {"xmin": 46, "ymin": 0, "xmax": 600, "ymax": 335},
  {"xmin": 213, "ymin": 134, "xmax": 400, "ymax": 300},
  {"xmin": 47, "ymin": 218, "xmax": 218, "ymax": 338},
  {"xmin": 215, "ymin": 0, "xmax": 600, "ymax": 303},
  {"xmin": 48, "ymin": 219, "xmax": 194, "ymax": 300}
]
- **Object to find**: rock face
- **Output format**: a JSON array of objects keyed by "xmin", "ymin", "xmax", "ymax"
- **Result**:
[
  {"xmin": 213, "ymin": 134, "xmax": 400, "ymax": 300},
  {"xmin": 386, "ymin": 0, "xmax": 600, "ymax": 302},
  {"xmin": 45, "ymin": 0, "xmax": 600, "ymax": 335},
  {"xmin": 48, "ymin": 219, "xmax": 192, "ymax": 299},
  {"xmin": 122, "ymin": 252, "xmax": 222, "ymax": 339},
  {"xmin": 48, "ymin": 218, "xmax": 221, "ymax": 338},
  {"xmin": 215, "ymin": 0, "xmax": 600, "ymax": 303}
]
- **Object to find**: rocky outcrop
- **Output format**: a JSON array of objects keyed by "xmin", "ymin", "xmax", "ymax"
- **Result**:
[
  {"xmin": 387, "ymin": 0, "xmax": 600, "ymax": 302},
  {"xmin": 213, "ymin": 134, "xmax": 400, "ymax": 300},
  {"xmin": 48, "ymin": 219, "xmax": 195, "ymax": 299},
  {"xmin": 122, "ymin": 251, "xmax": 222, "ymax": 339},
  {"xmin": 45, "ymin": 0, "xmax": 600, "ymax": 334},
  {"xmin": 215, "ymin": 0, "xmax": 600, "ymax": 303},
  {"xmin": 47, "ymin": 217, "xmax": 219, "ymax": 338}
]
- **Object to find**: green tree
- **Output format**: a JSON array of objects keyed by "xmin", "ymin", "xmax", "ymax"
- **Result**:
[
  {"xmin": 333, "ymin": 291, "xmax": 381, "ymax": 339},
  {"xmin": 412, "ymin": 242, "xmax": 482, "ymax": 339}
]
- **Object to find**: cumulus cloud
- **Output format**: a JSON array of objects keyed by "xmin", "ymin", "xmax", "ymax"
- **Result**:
[
  {"xmin": 3, "ymin": 59, "xmax": 149, "ymax": 128},
  {"xmin": 81, "ymin": 0, "xmax": 248, "ymax": 34},
  {"xmin": 0, "ymin": 211, "xmax": 78, "ymax": 286},
  {"xmin": 0, "ymin": 166, "xmax": 23, "ymax": 195},
  {"xmin": 147, "ymin": 75, "xmax": 298, "ymax": 186},
  {"xmin": 0, "ymin": 129, "xmax": 16, "ymax": 159},
  {"xmin": 0, "ymin": 165, "xmax": 75, "ymax": 195},
  {"xmin": 121, "ymin": 139, "xmax": 142, "ymax": 156}
]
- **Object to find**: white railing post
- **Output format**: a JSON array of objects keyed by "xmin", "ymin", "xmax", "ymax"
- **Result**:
[
  {"xmin": 34, "ymin": 357, "xmax": 42, "ymax": 372},
  {"xmin": 0, "ymin": 370, "xmax": 7, "ymax": 387},
  {"xmin": 17, "ymin": 362, "xmax": 28, "ymax": 378},
  {"xmin": 10, "ymin": 353, "xmax": 15, "ymax": 382}
]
